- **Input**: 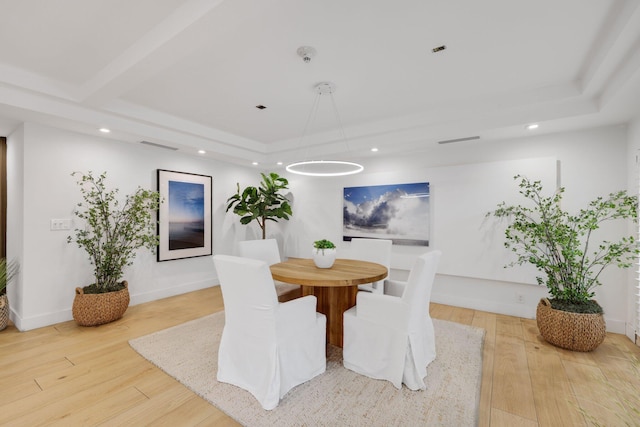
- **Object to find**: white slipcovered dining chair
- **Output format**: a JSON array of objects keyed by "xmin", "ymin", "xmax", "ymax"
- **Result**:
[
  {"xmin": 213, "ymin": 254, "xmax": 326, "ymax": 410},
  {"xmin": 350, "ymin": 238, "xmax": 392, "ymax": 294},
  {"xmin": 343, "ymin": 250, "xmax": 442, "ymax": 390},
  {"xmin": 237, "ymin": 239, "xmax": 302, "ymax": 302}
]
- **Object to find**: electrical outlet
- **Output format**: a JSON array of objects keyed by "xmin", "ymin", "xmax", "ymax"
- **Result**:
[
  {"xmin": 516, "ymin": 293, "xmax": 525, "ymax": 304},
  {"xmin": 50, "ymin": 219, "xmax": 71, "ymax": 231}
]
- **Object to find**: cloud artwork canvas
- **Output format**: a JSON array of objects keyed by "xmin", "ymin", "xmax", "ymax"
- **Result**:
[
  {"xmin": 157, "ymin": 170, "xmax": 212, "ymax": 261},
  {"xmin": 343, "ymin": 182, "xmax": 430, "ymax": 246}
]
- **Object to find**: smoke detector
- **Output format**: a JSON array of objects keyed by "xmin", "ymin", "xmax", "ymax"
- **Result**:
[{"xmin": 297, "ymin": 46, "xmax": 317, "ymax": 63}]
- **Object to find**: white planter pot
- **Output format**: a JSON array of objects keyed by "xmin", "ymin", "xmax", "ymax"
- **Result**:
[{"xmin": 312, "ymin": 247, "xmax": 336, "ymax": 268}]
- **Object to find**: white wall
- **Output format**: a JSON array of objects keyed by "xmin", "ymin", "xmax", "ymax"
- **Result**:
[
  {"xmin": 627, "ymin": 118, "xmax": 640, "ymax": 341},
  {"xmin": 6, "ymin": 122, "xmax": 259, "ymax": 330},
  {"xmin": 4, "ymin": 121, "xmax": 636, "ymax": 335},
  {"xmin": 6, "ymin": 125, "xmax": 25, "ymax": 320},
  {"xmin": 282, "ymin": 124, "xmax": 633, "ymax": 333}
]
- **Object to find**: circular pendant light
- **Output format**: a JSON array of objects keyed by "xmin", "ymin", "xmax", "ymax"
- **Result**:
[
  {"xmin": 286, "ymin": 52, "xmax": 363, "ymax": 177},
  {"xmin": 286, "ymin": 160, "xmax": 364, "ymax": 176}
]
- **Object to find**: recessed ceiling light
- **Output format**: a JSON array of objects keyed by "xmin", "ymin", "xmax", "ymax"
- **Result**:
[
  {"xmin": 198, "ymin": 150, "xmax": 206, "ymax": 154},
  {"xmin": 371, "ymin": 147, "xmax": 379, "ymax": 152},
  {"xmin": 99, "ymin": 128, "xmax": 110, "ymax": 133},
  {"xmin": 256, "ymin": 105, "xmax": 267, "ymax": 110},
  {"xmin": 252, "ymin": 161, "xmax": 259, "ymax": 166},
  {"xmin": 276, "ymin": 161, "xmax": 283, "ymax": 166},
  {"xmin": 526, "ymin": 123, "xmax": 539, "ymax": 130}
]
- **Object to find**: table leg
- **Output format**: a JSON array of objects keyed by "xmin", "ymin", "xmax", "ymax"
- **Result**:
[{"xmin": 303, "ymin": 285, "xmax": 358, "ymax": 348}]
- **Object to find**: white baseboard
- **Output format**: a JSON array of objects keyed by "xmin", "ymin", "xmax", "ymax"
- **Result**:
[
  {"xmin": 11, "ymin": 278, "xmax": 219, "ymax": 331},
  {"xmin": 625, "ymin": 322, "xmax": 637, "ymax": 342},
  {"xmin": 431, "ymin": 293, "xmax": 536, "ymax": 320},
  {"xmin": 11, "ymin": 307, "xmax": 73, "ymax": 332},
  {"xmin": 431, "ymin": 292, "xmax": 628, "ymax": 334},
  {"xmin": 129, "ymin": 278, "xmax": 216, "ymax": 305}
]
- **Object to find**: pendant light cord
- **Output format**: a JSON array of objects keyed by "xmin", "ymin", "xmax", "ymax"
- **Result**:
[
  {"xmin": 286, "ymin": 80, "xmax": 364, "ymax": 176},
  {"xmin": 328, "ymin": 90, "xmax": 353, "ymax": 156},
  {"xmin": 294, "ymin": 91, "xmax": 323, "ymax": 173}
]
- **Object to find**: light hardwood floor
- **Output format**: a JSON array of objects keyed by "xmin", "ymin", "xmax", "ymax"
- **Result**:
[{"xmin": 1, "ymin": 287, "xmax": 639, "ymax": 426}]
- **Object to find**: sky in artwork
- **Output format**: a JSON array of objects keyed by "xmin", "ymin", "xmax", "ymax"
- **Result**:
[
  {"xmin": 168, "ymin": 181, "xmax": 205, "ymax": 223},
  {"xmin": 343, "ymin": 182, "xmax": 430, "ymax": 239},
  {"xmin": 344, "ymin": 182, "xmax": 429, "ymax": 205}
]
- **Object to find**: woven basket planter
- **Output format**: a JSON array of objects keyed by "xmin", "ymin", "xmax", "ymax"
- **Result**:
[
  {"xmin": 0, "ymin": 294, "xmax": 9, "ymax": 331},
  {"xmin": 72, "ymin": 281, "xmax": 130, "ymax": 327},
  {"xmin": 536, "ymin": 298, "xmax": 606, "ymax": 352}
]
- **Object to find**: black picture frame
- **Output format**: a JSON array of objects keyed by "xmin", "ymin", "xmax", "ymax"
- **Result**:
[{"xmin": 157, "ymin": 169, "xmax": 212, "ymax": 261}]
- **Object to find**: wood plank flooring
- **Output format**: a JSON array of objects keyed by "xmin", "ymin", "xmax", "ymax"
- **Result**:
[{"xmin": 1, "ymin": 287, "xmax": 639, "ymax": 426}]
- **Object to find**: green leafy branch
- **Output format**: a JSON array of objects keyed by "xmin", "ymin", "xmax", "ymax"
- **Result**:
[
  {"xmin": 0, "ymin": 258, "xmax": 19, "ymax": 294},
  {"xmin": 226, "ymin": 172, "xmax": 292, "ymax": 239},
  {"xmin": 488, "ymin": 175, "xmax": 638, "ymax": 306},
  {"xmin": 67, "ymin": 172, "xmax": 161, "ymax": 293}
]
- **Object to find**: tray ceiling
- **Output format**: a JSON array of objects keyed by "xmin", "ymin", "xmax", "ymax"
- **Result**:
[{"xmin": 0, "ymin": 0, "xmax": 639, "ymax": 167}]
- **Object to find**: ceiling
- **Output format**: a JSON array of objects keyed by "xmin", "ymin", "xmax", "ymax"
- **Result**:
[{"xmin": 1, "ymin": 0, "xmax": 639, "ymax": 168}]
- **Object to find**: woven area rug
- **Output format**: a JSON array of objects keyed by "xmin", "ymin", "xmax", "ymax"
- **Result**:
[{"xmin": 129, "ymin": 311, "xmax": 485, "ymax": 426}]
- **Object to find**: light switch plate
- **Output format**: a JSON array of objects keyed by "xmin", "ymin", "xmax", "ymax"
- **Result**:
[{"xmin": 50, "ymin": 219, "xmax": 71, "ymax": 230}]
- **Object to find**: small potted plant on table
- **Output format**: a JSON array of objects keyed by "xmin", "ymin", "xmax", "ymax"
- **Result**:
[{"xmin": 313, "ymin": 239, "xmax": 337, "ymax": 269}]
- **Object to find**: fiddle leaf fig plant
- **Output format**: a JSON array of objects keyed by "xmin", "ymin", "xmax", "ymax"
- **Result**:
[
  {"xmin": 226, "ymin": 172, "xmax": 292, "ymax": 239},
  {"xmin": 68, "ymin": 171, "xmax": 161, "ymax": 294},
  {"xmin": 488, "ymin": 175, "xmax": 638, "ymax": 313}
]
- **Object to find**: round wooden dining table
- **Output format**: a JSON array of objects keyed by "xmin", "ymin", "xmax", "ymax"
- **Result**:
[{"xmin": 270, "ymin": 258, "xmax": 387, "ymax": 347}]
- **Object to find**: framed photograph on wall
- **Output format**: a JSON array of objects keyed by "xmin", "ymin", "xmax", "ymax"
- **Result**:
[
  {"xmin": 343, "ymin": 182, "xmax": 430, "ymax": 246},
  {"xmin": 157, "ymin": 169, "xmax": 212, "ymax": 261}
]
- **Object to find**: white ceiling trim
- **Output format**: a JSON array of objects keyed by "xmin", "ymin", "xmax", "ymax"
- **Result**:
[
  {"xmin": 0, "ymin": 63, "xmax": 80, "ymax": 101},
  {"xmin": 580, "ymin": 1, "xmax": 640, "ymax": 100},
  {"xmin": 103, "ymin": 99, "xmax": 265, "ymax": 151},
  {"xmin": 80, "ymin": 0, "xmax": 227, "ymax": 106},
  {"xmin": 0, "ymin": 84, "xmax": 268, "ymax": 162},
  {"xmin": 0, "ymin": 0, "xmax": 639, "ymax": 167}
]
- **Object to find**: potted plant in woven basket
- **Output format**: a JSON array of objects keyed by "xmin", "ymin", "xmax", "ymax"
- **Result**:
[
  {"xmin": 0, "ymin": 258, "xmax": 19, "ymax": 331},
  {"xmin": 68, "ymin": 171, "xmax": 161, "ymax": 326},
  {"xmin": 488, "ymin": 175, "xmax": 638, "ymax": 351}
]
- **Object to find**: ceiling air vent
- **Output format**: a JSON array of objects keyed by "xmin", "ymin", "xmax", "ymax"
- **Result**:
[
  {"xmin": 140, "ymin": 140, "xmax": 178, "ymax": 151},
  {"xmin": 437, "ymin": 136, "xmax": 480, "ymax": 145}
]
